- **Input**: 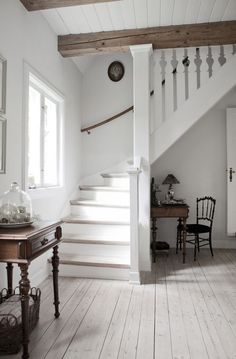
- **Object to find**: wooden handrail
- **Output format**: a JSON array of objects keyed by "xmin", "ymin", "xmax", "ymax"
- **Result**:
[
  {"xmin": 81, "ymin": 90, "xmax": 154, "ymax": 134},
  {"xmin": 81, "ymin": 106, "xmax": 133, "ymax": 134}
]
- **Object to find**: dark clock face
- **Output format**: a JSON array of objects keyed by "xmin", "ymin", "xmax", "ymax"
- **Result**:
[{"xmin": 108, "ymin": 61, "xmax": 125, "ymax": 82}]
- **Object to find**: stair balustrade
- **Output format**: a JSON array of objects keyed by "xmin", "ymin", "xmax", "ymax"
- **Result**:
[{"xmin": 151, "ymin": 44, "xmax": 236, "ymax": 134}]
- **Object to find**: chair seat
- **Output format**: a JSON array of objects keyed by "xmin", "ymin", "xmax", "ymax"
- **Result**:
[{"xmin": 186, "ymin": 223, "xmax": 211, "ymax": 234}]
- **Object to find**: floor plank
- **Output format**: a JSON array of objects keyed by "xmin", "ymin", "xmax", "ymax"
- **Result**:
[
  {"xmin": 155, "ymin": 256, "xmax": 173, "ymax": 359},
  {"xmin": 63, "ymin": 280, "xmax": 124, "ymax": 359},
  {"xmin": 99, "ymin": 284, "xmax": 133, "ymax": 359},
  {"xmin": 171, "ymin": 254, "xmax": 209, "ymax": 359},
  {"xmin": 2, "ymin": 249, "xmax": 236, "ymax": 359}
]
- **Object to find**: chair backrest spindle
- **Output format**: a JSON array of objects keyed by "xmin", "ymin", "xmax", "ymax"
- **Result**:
[{"xmin": 196, "ymin": 196, "xmax": 216, "ymax": 228}]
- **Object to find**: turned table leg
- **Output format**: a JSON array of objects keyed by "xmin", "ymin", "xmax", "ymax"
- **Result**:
[
  {"xmin": 52, "ymin": 245, "xmax": 60, "ymax": 318},
  {"xmin": 19, "ymin": 263, "xmax": 30, "ymax": 359},
  {"xmin": 151, "ymin": 217, "xmax": 158, "ymax": 263},
  {"xmin": 183, "ymin": 217, "xmax": 187, "ymax": 264},
  {"xmin": 6, "ymin": 263, "xmax": 13, "ymax": 297}
]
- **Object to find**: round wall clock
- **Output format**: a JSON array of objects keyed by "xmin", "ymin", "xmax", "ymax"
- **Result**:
[{"xmin": 108, "ymin": 61, "xmax": 125, "ymax": 82}]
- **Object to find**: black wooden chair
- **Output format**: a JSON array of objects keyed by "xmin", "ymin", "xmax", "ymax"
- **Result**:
[{"xmin": 176, "ymin": 196, "xmax": 216, "ymax": 261}]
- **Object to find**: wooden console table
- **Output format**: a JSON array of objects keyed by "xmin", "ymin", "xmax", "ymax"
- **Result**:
[
  {"xmin": 0, "ymin": 221, "xmax": 62, "ymax": 359},
  {"xmin": 151, "ymin": 205, "xmax": 189, "ymax": 263}
]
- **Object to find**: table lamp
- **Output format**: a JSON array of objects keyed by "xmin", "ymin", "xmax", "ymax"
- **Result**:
[{"xmin": 162, "ymin": 174, "xmax": 180, "ymax": 201}]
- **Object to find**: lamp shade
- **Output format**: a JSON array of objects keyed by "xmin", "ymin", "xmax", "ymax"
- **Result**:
[{"xmin": 162, "ymin": 174, "xmax": 180, "ymax": 185}]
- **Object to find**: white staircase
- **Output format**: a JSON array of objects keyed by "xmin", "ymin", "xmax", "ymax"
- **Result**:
[{"xmin": 59, "ymin": 173, "xmax": 131, "ymax": 280}]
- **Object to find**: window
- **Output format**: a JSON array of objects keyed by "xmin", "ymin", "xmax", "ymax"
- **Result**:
[{"xmin": 25, "ymin": 70, "xmax": 63, "ymax": 190}]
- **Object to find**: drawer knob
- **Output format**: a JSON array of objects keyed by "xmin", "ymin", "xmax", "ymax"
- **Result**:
[{"xmin": 41, "ymin": 238, "xmax": 49, "ymax": 246}]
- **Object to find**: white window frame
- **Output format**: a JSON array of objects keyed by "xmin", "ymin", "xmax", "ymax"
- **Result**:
[{"xmin": 23, "ymin": 64, "xmax": 64, "ymax": 194}]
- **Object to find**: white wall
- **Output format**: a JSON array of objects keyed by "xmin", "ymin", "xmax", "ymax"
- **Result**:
[
  {"xmin": 0, "ymin": 0, "xmax": 82, "ymax": 287},
  {"xmin": 81, "ymin": 53, "xmax": 133, "ymax": 181},
  {"xmin": 151, "ymin": 89, "xmax": 236, "ymax": 249}
]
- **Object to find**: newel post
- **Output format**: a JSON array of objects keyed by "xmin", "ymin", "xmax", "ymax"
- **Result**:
[
  {"xmin": 130, "ymin": 44, "xmax": 153, "ymax": 272},
  {"xmin": 127, "ymin": 167, "xmax": 141, "ymax": 284}
]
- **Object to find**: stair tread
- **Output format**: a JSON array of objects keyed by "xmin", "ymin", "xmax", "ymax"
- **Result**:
[
  {"xmin": 79, "ymin": 185, "xmax": 129, "ymax": 192},
  {"xmin": 101, "ymin": 173, "xmax": 129, "ymax": 178},
  {"xmin": 57, "ymin": 253, "xmax": 130, "ymax": 268},
  {"xmin": 70, "ymin": 199, "xmax": 130, "ymax": 208},
  {"xmin": 62, "ymin": 233, "xmax": 130, "ymax": 245},
  {"xmin": 62, "ymin": 216, "xmax": 130, "ymax": 225}
]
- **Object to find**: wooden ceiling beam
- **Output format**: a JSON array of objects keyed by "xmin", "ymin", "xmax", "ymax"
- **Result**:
[
  {"xmin": 58, "ymin": 20, "xmax": 236, "ymax": 57},
  {"xmin": 20, "ymin": 0, "xmax": 120, "ymax": 11}
]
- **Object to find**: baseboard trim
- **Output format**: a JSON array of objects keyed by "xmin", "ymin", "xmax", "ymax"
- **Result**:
[{"xmin": 129, "ymin": 271, "xmax": 141, "ymax": 285}]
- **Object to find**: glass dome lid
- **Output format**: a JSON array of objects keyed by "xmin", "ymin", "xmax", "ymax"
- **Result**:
[{"xmin": 0, "ymin": 182, "xmax": 33, "ymax": 227}]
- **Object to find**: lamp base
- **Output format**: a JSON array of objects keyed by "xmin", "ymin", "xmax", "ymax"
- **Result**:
[{"xmin": 168, "ymin": 188, "xmax": 174, "ymax": 201}]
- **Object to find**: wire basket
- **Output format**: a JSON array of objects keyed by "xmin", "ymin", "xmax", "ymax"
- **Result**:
[{"xmin": 0, "ymin": 286, "xmax": 41, "ymax": 355}]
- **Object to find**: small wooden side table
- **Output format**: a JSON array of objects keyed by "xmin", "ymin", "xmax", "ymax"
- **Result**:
[
  {"xmin": 151, "ymin": 205, "xmax": 189, "ymax": 263},
  {"xmin": 0, "ymin": 221, "xmax": 62, "ymax": 359}
]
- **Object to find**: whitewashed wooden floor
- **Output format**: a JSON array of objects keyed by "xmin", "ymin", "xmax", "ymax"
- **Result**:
[{"xmin": 4, "ymin": 248, "xmax": 236, "ymax": 359}]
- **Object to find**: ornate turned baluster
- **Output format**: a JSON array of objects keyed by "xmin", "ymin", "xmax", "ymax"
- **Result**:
[
  {"xmin": 176, "ymin": 48, "xmax": 185, "ymax": 110},
  {"xmin": 165, "ymin": 48, "xmax": 175, "ymax": 121},
  {"xmin": 194, "ymin": 48, "xmax": 202, "ymax": 90},
  {"xmin": 154, "ymin": 51, "xmax": 163, "ymax": 130},
  {"xmin": 188, "ymin": 47, "xmax": 197, "ymax": 99},
  {"xmin": 206, "ymin": 46, "xmax": 214, "ymax": 78},
  {"xmin": 160, "ymin": 50, "xmax": 167, "ymax": 122},
  {"xmin": 171, "ymin": 49, "xmax": 178, "ymax": 112}
]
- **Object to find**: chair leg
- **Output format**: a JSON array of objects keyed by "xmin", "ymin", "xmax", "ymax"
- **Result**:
[
  {"xmin": 209, "ymin": 233, "xmax": 214, "ymax": 257},
  {"xmin": 176, "ymin": 219, "xmax": 182, "ymax": 254},
  {"xmin": 194, "ymin": 235, "xmax": 197, "ymax": 261},
  {"xmin": 179, "ymin": 231, "xmax": 182, "ymax": 251},
  {"xmin": 176, "ymin": 229, "xmax": 179, "ymax": 254},
  {"xmin": 197, "ymin": 234, "xmax": 200, "ymax": 252}
]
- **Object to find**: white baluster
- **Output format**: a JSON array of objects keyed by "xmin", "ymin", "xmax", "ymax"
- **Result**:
[
  {"xmin": 218, "ymin": 45, "xmax": 226, "ymax": 67},
  {"xmin": 206, "ymin": 46, "xmax": 214, "ymax": 78},
  {"xmin": 183, "ymin": 49, "xmax": 189, "ymax": 100},
  {"xmin": 198, "ymin": 46, "xmax": 209, "ymax": 87},
  {"xmin": 153, "ymin": 50, "xmax": 163, "ymax": 130},
  {"xmin": 176, "ymin": 48, "xmax": 185, "ymax": 110},
  {"xmin": 150, "ymin": 54, "xmax": 155, "ymax": 134},
  {"xmin": 171, "ymin": 49, "xmax": 178, "ymax": 111},
  {"xmin": 164, "ymin": 49, "xmax": 174, "ymax": 121},
  {"xmin": 160, "ymin": 50, "xmax": 166, "ymax": 122},
  {"xmin": 194, "ymin": 47, "xmax": 202, "ymax": 90},
  {"xmin": 188, "ymin": 47, "xmax": 197, "ymax": 99},
  {"xmin": 210, "ymin": 45, "xmax": 221, "ymax": 76}
]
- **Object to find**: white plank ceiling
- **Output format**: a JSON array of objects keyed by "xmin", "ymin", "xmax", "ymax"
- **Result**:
[
  {"xmin": 43, "ymin": 0, "xmax": 236, "ymax": 36},
  {"xmin": 41, "ymin": 0, "xmax": 236, "ymax": 72}
]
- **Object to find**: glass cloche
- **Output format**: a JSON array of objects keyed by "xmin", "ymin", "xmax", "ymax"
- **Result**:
[{"xmin": 0, "ymin": 182, "xmax": 33, "ymax": 227}]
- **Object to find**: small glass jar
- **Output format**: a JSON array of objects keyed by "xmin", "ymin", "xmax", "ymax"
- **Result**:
[{"xmin": 0, "ymin": 182, "xmax": 33, "ymax": 226}]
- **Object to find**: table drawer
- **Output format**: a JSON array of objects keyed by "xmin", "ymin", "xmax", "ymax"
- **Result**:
[
  {"xmin": 31, "ymin": 230, "xmax": 58, "ymax": 256},
  {"xmin": 151, "ymin": 206, "xmax": 188, "ymax": 218}
]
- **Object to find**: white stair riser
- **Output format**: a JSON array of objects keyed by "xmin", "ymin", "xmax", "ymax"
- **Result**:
[
  {"xmin": 80, "ymin": 190, "xmax": 130, "ymax": 205},
  {"xmin": 60, "ymin": 242, "xmax": 130, "ymax": 259},
  {"xmin": 70, "ymin": 204, "xmax": 130, "ymax": 220},
  {"xmin": 62, "ymin": 222, "xmax": 130, "ymax": 237},
  {"xmin": 57, "ymin": 265, "xmax": 129, "ymax": 281},
  {"xmin": 103, "ymin": 177, "xmax": 129, "ymax": 188}
]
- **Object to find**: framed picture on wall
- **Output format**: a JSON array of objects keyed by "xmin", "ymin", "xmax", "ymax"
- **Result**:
[
  {"xmin": 0, "ymin": 116, "xmax": 6, "ymax": 173},
  {"xmin": 0, "ymin": 54, "xmax": 7, "ymax": 114}
]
